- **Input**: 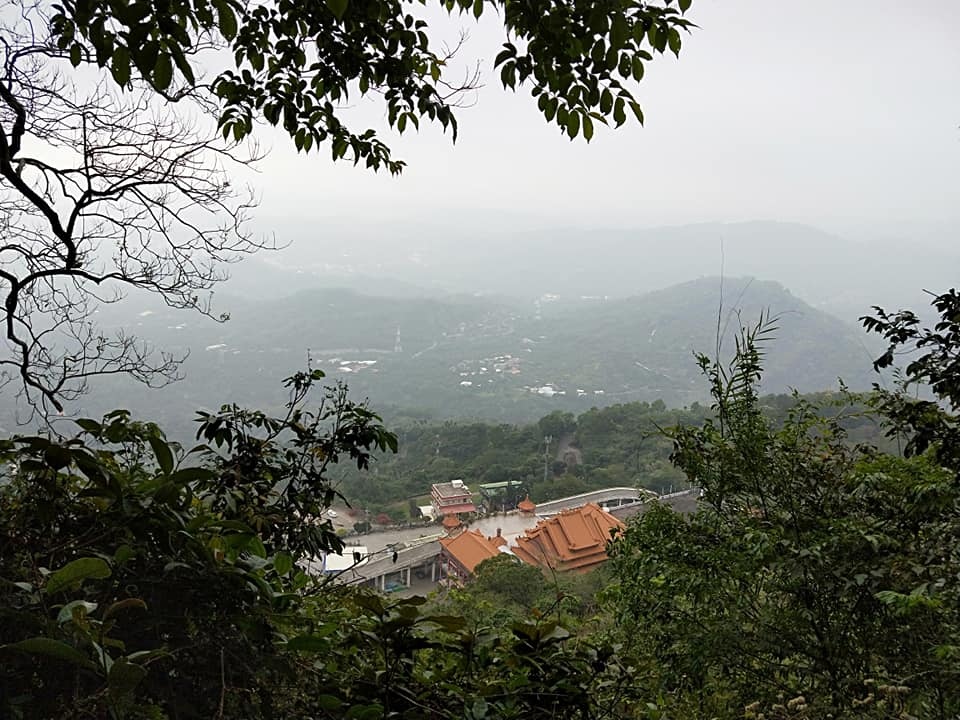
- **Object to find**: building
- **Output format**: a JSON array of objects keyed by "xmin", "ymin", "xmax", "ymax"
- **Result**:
[
  {"xmin": 441, "ymin": 514, "xmax": 462, "ymax": 534},
  {"xmin": 478, "ymin": 480, "xmax": 526, "ymax": 512},
  {"xmin": 512, "ymin": 503, "xmax": 624, "ymax": 573},
  {"xmin": 319, "ymin": 546, "xmax": 369, "ymax": 574},
  {"xmin": 439, "ymin": 529, "xmax": 508, "ymax": 584},
  {"xmin": 431, "ymin": 479, "xmax": 476, "ymax": 516}
]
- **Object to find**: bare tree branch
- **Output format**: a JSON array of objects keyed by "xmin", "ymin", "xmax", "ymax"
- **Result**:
[{"xmin": 0, "ymin": 0, "xmax": 270, "ymax": 414}]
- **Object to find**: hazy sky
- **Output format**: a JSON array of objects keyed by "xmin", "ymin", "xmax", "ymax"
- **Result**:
[{"xmin": 248, "ymin": 0, "xmax": 960, "ymax": 239}]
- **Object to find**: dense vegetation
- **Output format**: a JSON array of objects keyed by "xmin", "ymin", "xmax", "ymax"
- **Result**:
[
  {"xmin": 337, "ymin": 388, "xmax": 890, "ymax": 518},
  {"xmin": 4, "ymin": 292, "xmax": 959, "ymax": 719},
  {"xmin": 2, "ymin": 1, "xmax": 958, "ymax": 718}
]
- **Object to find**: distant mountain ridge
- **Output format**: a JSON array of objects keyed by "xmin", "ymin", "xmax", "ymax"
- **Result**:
[
  {"xmin": 38, "ymin": 275, "xmax": 885, "ymax": 436},
  {"xmin": 260, "ymin": 219, "xmax": 958, "ymax": 324}
]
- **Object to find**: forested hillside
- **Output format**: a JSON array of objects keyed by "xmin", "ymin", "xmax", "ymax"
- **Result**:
[
  {"xmin": 44, "ymin": 276, "xmax": 881, "ymax": 436},
  {"xmin": 336, "ymin": 389, "xmax": 890, "ymax": 517}
]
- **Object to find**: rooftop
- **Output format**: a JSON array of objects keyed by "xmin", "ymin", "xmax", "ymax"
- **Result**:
[
  {"xmin": 478, "ymin": 480, "xmax": 525, "ymax": 491},
  {"xmin": 440, "ymin": 529, "xmax": 505, "ymax": 575},
  {"xmin": 432, "ymin": 481, "xmax": 472, "ymax": 499},
  {"xmin": 512, "ymin": 503, "xmax": 624, "ymax": 573},
  {"xmin": 321, "ymin": 546, "xmax": 370, "ymax": 573}
]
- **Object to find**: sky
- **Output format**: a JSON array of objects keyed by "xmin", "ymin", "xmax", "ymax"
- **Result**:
[{"xmin": 245, "ymin": 0, "xmax": 960, "ymax": 242}]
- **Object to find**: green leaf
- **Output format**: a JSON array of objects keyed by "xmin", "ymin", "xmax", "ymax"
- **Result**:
[
  {"xmin": 3, "ymin": 638, "xmax": 96, "ymax": 670},
  {"xmin": 46, "ymin": 557, "xmax": 111, "ymax": 595},
  {"xmin": 154, "ymin": 52, "xmax": 173, "ymax": 91},
  {"xmin": 246, "ymin": 535, "xmax": 267, "ymax": 558},
  {"xmin": 628, "ymin": 100, "xmax": 644, "ymax": 125},
  {"xmin": 566, "ymin": 111, "xmax": 580, "ymax": 139},
  {"xmin": 424, "ymin": 615, "xmax": 467, "ymax": 631},
  {"xmin": 610, "ymin": 14, "xmax": 628, "ymax": 49},
  {"xmin": 168, "ymin": 466, "xmax": 214, "ymax": 485},
  {"xmin": 613, "ymin": 97, "xmax": 626, "ymax": 126},
  {"xmin": 216, "ymin": 1, "xmax": 238, "ymax": 40},
  {"xmin": 544, "ymin": 97, "xmax": 558, "ymax": 122},
  {"xmin": 75, "ymin": 418, "xmax": 102, "ymax": 434},
  {"xmin": 316, "ymin": 694, "xmax": 343, "ymax": 711},
  {"xmin": 108, "ymin": 659, "xmax": 147, "ymax": 697},
  {"xmin": 57, "ymin": 600, "xmax": 98, "ymax": 625},
  {"xmin": 114, "ymin": 545, "xmax": 135, "ymax": 566},
  {"xmin": 668, "ymin": 28, "xmax": 682, "ymax": 56},
  {"xmin": 69, "ymin": 43, "xmax": 82, "ymax": 67},
  {"xmin": 600, "ymin": 88, "xmax": 613, "ymax": 114},
  {"xmin": 679, "ymin": 0, "xmax": 692, "ymax": 11},
  {"xmin": 582, "ymin": 114, "xmax": 594, "ymax": 141},
  {"xmin": 44, "ymin": 444, "xmax": 72, "ymax": 470},
  {"xmin": 111, "ymin": 45, "xmax": 130, "ymax": 86},
  {"xmin": 103, "ymin": 598, "xmax": 147, "ymax": 620},
  {"xmin": 326, "ymin": 0, "xmax": 348, "ymax": 20},
  {"xmin": 148, "ymin": 435, "xmax": 174, "ymax": 476},
  {"xmin": 274, "ymin": 552, "xmax": 294, "ymax": 576},
  {"xmin": 287, "ymin": 627, "xmax": 338, "ymax": 651},
  {"xmin": 472, "ymin": 0, "xmax": 482, "ymax": 19}
]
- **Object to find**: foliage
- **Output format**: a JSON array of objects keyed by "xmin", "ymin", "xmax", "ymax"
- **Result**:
[
  {"xmin": 285, "ymin": 591, "xmax": 644, "ymax": 720},
  {"xmin": 0, "ymin": 372, "xmax": 395, "ymax": 718},
  {"xmin": 0, "ymin": 372, "xmax": 650, "ymax": 719},
  {"xmin": 335, "ymin": 387, "xmax": 889, "ymax": 513},
  {"xmin": 863, "ymin": 288, "xmax": 960, "ymax": 469},
  {"xmin": 606, "ymin": 321, "xmax": 960, "ymax": 718},
  {"xmin": 53, "ymin": 0, "xmax": 695, "ymax": 169}
]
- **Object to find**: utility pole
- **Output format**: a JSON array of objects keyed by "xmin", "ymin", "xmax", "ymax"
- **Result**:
[{"xmin": 543, "ymin": 434, "xmax": 552, "ymax": 482}]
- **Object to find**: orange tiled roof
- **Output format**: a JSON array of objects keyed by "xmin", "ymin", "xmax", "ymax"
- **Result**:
[
  {"xmin": 512, "ymin": 503, "xmax": 624, "ymax": 573},
  {"xmin": 440, "ymin": 529, "xmax": 503, "ymax": 574},
  {"xmin": 442, "ymin": 515, "xmax": 461, "ymax": 530},
  {"xmin": 518, "ymin": 495, "xmax": 536, "ymax": 513}
]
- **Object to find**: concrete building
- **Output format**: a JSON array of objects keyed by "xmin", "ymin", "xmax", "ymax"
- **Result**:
[{"xmin": 431, "ymin": 479, "xmax": 476, "ymax": 516}]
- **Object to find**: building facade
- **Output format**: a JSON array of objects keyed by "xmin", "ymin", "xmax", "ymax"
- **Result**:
[{"xmin": 431, "ymin": 479, "xmax": 477, "ymax": 516}]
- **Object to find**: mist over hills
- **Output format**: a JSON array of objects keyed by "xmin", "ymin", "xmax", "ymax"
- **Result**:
[
  {"xmin": 38, "ymin": 274, "xmax": 883, "ymax": 438},
  {"xmin": 256, "ymin": 219, "xmax": 958, "ymax": 323},
  {"xmin": 3, "ymin": 219, "xmax": 926, "ymax": 434}
]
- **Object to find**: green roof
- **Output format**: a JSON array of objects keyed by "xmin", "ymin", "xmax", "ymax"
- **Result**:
[{"xmin": 478, "ymin": 481, "xmax": 524, "ymax": 491}]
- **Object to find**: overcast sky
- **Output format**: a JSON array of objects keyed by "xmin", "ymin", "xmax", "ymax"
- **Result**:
[{"xmin": 248, "ymin": 0, "xmax": 960, "ymax": 241}]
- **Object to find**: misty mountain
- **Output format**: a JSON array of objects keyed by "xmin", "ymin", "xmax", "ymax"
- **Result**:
[
  {"xmin": 263, "ymin": 219, "xmax": 957, "ymax": 324},
  {"xmin": 49, "ymin": 276, "xmax": 883, "ymax": 437}
]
